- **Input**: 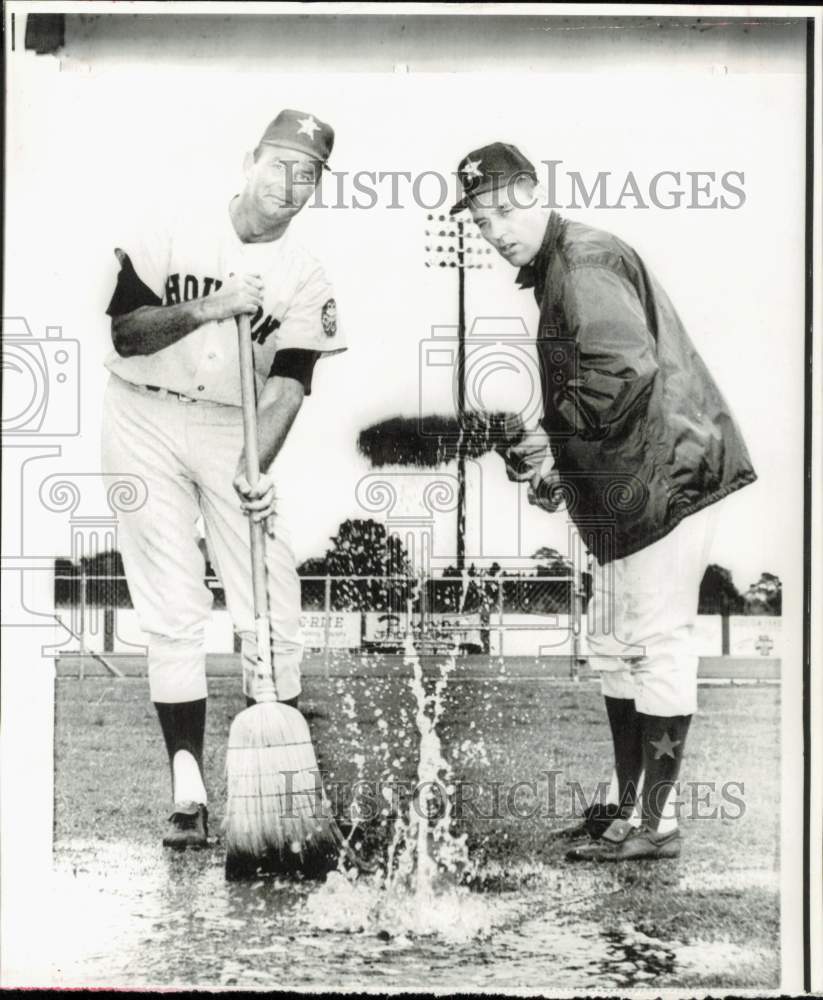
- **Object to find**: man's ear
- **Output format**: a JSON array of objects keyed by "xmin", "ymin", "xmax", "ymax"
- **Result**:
[{"xmin": 242, "ymin": 150, "xmax": 254, "ymax": 176}]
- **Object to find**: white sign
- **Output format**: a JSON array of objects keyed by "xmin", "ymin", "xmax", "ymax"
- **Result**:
[
  {"xmin": 729, "ymin": 616, "xmax": 782, "ymax": 658},
  {"xmin": 300, "ymin": 612, "xmax": 361, "ymax": 650}
]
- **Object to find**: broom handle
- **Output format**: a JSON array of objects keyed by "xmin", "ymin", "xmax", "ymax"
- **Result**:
[{"xmin": 237, "ymin": 313, "xmax": 276, "ymax": 698}]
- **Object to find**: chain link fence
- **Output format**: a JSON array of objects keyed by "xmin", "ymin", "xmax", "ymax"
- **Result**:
[{"xmin": 53, "ymin": 565, "xmax": 588, "ymax": 663}]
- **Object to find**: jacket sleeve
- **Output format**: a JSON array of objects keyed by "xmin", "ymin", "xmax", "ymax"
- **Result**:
[{"xmin": 556, "ymin": 264, "xmax": 658, "ymax": 439}]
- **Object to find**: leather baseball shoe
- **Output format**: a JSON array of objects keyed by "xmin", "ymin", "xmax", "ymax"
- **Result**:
[
  {"xmin": 548, "ymin": 802, "xmax": 622, "ymax": 843},
  {"xmin": 566, "ymin": 818, "xmax": 681, "ymax": 862},
  {"xmin": 163, "ymin": 801, "xmax": 209, "ymax": 849}
]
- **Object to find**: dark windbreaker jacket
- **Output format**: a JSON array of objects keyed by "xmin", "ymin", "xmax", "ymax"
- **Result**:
[{"xmin": 516, "ymin": 211, "xmax": 757, "ymax": 563}]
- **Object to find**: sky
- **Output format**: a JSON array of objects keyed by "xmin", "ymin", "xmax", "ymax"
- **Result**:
[{"xmin": 2, "ymin": 15, "xmax": 808, "ymax": 596}]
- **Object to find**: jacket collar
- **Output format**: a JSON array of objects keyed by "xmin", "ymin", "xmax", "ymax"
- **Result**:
[{"xmin": 516, "ymin": 210, "xmax": 563, "ymax": 294}]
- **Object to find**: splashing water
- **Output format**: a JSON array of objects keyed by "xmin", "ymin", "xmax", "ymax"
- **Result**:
[
  {"xmin": 308, "ymin": 433, "xmax": 499, "ymax": 940},
  {"xmin": 307, "ymin": 593, "xmax": 494, "ymax": 940},
  {"xmin": 387, "ymin": 633, "xmax": 472, "ymax": 893},
  {"xmin": 305, "ymin": 866, "xmax": 499, "ymax": 943}
]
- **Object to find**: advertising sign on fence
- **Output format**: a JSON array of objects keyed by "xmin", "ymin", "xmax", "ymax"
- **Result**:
[
  {"xmin": 300, "ymin": 612, "xmax": 361, "ymax": 650},
  {"xmin": 728, "ymin": 616, "xmax": 782, "ymax": 658}
]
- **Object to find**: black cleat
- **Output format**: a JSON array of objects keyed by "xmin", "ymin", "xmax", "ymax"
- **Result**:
[
  {"xmin": 548, "ymin": 802, "xmax": 623, "ymax": 843},
  {"xmin": 163, "ymin": 801, "xmax": 209, "ymax": 849},
  {"xmin": 565, "ymin": 820, "xmax": 681, "ymax": 862}
]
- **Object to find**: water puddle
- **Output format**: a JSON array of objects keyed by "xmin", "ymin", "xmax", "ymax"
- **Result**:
[
  {"xmin": 43, "ymin": 843, "xmax": 588, "ymax": 988},
  {"xmin": 47, "ymin": 839, "xmax": 770, "ymax": 990},
  {"xmin": 45, "ymin": 597, "xmax": 770, "ymax": 990}
]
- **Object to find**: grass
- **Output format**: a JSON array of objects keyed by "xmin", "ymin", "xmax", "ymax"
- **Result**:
[{"xmin": 53, "ymin": 658, "xmax": 781, "ymax": 987}]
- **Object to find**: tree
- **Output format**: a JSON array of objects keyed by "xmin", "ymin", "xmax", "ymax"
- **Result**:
[
  {"xmin": 80, "ymin": 550, "xmax": 125, "ymax": 576},
  {"xmin": 325, "ymin": 519, "xmax": 411, "ymax": 577},
  {"xmin": 54, "ymin": 557, "xmax": 79, "ymax": 609},
  {"xmin": 743, "ymin": 572, "xmax": 782, "ymax": 615},
  {"xmin": 53, "ymin": 550, "xmax": 132, "ymax": 609},
  {"xmin": 301, "ymin": 518, "xmax": 414, "ymax": 612},
  {"xmin": 698, "ymin": 564, "xmax": 744, "ymax": 615},
  {"xmin": 294, "ymin": 558, "xmax": 329, "ymax": 610},
  {"xmin": 296, "ymin": 556, "xmax": 329, "ymax": 576},
  {"xmin": 532, "ymin": 546, "xmax": 574, "ymax": 577}
]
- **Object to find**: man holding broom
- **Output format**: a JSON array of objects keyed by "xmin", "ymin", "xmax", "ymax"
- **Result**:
[
  {"xmin": 102, "ymin": 110, "xmax": 345, "ymax": 849},
  {"xmin": 450, "ymin": 142, "xmax": 756, "ymax": 861}
]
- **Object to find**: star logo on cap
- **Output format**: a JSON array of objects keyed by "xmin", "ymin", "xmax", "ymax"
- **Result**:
[
  {"xmin": 650, "ymin": 731, "xmax": 681, "ymax": 760},
  {"xmin": 296, "ymin": 115, "xmax": 321, "ymax": 140},
  {"xmin": 461, "ymin": 158, "xmax": 483, "ymax": 181}
]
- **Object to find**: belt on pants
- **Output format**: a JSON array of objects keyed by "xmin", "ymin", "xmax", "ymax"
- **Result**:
[{"xmin": 142, "ymin": 384, "xmax": 201, "ymax": 403}]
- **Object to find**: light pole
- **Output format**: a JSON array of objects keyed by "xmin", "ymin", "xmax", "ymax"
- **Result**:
[{"xmin": 424, "ymin": 213, "xmax": 492, "ymax": 571}]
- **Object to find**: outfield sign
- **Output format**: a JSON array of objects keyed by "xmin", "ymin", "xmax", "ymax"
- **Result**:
[
  {"xmin": 728, "ymin": 615, "xmax": 782, "ymax": 658},
  {"xmin": 88, "ymin": 609, "xmax": 781, "ymax": 659},
  {"xmin": 300, "ymin": 612, "xmax": 361, "ymax": 650}
]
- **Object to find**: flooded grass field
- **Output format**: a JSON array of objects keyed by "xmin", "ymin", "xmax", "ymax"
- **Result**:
[
  {"xmin": 52, "ymin": 656, "xmax": 780, "ymax": 991},
  {"xmin": 49, "ymin": 841, "xmax": 776, "ymax": 991}
]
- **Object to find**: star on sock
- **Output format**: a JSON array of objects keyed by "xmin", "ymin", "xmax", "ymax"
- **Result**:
[{"xmin": 649, "ymin": 731, "xmax": 681, "ymax": 759}]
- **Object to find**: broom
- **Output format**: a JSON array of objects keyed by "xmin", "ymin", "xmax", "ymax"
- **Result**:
[
  {"xmin": 357, "ymin": 411, "xmax": 526, "ymax": 469},
  {"xmin": 223, "ymin": 313, "xmax": 339, "ymax": 879}
]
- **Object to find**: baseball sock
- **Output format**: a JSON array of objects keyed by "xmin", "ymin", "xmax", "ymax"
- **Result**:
[
  {"xmin": 172, "ymin": 751, "xmax": 207, "ymax": 807},
  {"xmin": 638, "ymin": 712, "xmax": 692, "ymax": 831},
  {"xmin": 604, "ymin": 697, "xmax": 644, "ymax": 817},
  {"xmin": 154, "ymin": 699, "xmax": 208, "ymax": 805}
]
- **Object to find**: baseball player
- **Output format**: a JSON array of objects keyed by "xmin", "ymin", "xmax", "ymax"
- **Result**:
[
  {"xmin": 451, "ymin": 142, "xmax": 756, "ymax": 861},
  {"xmin": 102, "ymin": 109, "xmax": 345, "ymax": 849}
]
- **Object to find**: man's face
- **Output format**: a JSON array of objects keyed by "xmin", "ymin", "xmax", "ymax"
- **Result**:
[
  {"xmin": 244, "ymin": 144, "xmax": 321, "ymax": 220},
  {"xmin": 469, "ymin": 180, "xmax": 546, "ymax": 267}
]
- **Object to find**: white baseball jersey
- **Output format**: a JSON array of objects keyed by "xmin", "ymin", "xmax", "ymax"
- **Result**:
[
  {"xmin": 102, "ymin": 194, "xmax": 346, "ymax": 704},
  {"xmin": 105, "ymin": 196, "xmax": 346, "ymax": 404}
]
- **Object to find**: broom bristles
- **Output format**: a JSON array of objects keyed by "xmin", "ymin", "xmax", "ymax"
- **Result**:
[
  {"xmin": 356, "ymin": 411, "xmax": 525, "ymax": 469},
  {"xmin": 224, "ymin": 703, "xmax": 337, "ymax": 864}
]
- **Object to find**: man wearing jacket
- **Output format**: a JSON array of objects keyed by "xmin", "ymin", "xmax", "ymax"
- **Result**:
[{"xmin": 451, "ymin": 142, "xmax": 756, "ymax": 861}]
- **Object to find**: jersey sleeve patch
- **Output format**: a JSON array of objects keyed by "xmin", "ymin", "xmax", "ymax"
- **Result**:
[
  {"xmin": 276, "ymin": 259, "xmax": 346, "ymax": 356},
  {"xmin": 268, "ymin": 348, "xmax": 320, "ymax": 396},
  {"xmin": 321, "ymin": 298, "xmax": 337, "ymax": 338},
  {"xmin": 106, "ymin": 249, "xmax": 163, "ymax": 317}
]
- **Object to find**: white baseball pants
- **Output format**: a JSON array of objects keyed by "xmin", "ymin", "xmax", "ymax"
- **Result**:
[
  {"xmin": 101, "ymin": 374, "xmax": 303, "ymax": 703},
  {"xmin": 583, "ymin": 504, "xmax": 718, "ymax": 716}
]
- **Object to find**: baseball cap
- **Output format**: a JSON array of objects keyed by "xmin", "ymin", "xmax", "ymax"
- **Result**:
[
  {"xmin": 450, "ymin": 142, "xmax": 537, "ymax": 215},
  {"xmin": 258, "ymin": 109, "xmax": 334, "ymax": 170}
]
